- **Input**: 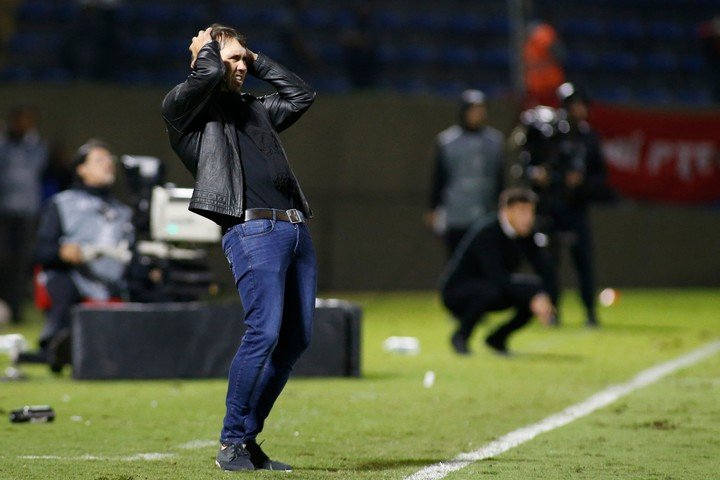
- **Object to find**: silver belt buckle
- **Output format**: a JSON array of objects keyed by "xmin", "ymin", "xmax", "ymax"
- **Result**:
[{"xmin": 286, "ymin": 209, "xmax": 303, "ymax": 224}]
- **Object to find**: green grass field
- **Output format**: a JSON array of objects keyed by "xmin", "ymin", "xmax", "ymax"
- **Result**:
[{"xmin": 1, "ymin": 289, "xmax": 718, "ymax": 480}]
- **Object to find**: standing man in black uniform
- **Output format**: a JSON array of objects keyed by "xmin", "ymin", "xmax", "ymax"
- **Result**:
[
  {"xmin": 523, "ymin": 83, "xmax": 608, "ymax": 327},
  {"xmin": 162, "ymin": 24, "xmax": 316, "ymax": 472},
  {"xmin": 441, "ymin": 188, "xmax": 556, "ymax": 355}
]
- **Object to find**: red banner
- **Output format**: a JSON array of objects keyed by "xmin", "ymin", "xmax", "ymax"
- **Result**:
[{"xmin": 591, "ymin": 105, "xmax": 720, "ymax": 204}]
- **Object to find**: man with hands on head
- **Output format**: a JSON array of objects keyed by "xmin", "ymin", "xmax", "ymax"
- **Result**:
[
  {"xmin": 440, "ymin": 187, "xmax": 556, "ymax": 356},
  {"xmin": 162, "ymin": 25, "xmax": 317, "ymax": 472}
]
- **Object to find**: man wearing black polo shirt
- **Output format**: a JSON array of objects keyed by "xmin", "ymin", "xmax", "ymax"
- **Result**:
[
  {"xmin": 162, "ymin": 25, "xmax": 316, "ymax": 472},
  {"xmin": 441, "ymin": 188, "xmax": 556, "ymax": 355}
]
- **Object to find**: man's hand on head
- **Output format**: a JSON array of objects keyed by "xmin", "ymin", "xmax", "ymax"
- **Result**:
[
  {"xmin": 244, "ymin": 47, "xmax": 258, "ymax": 75},
  {"xmin": 245, "ymin": 48, "xmax": 258, "ymax": 63},
  {"xmin": 189, "ymin": 27, "xmax": 214, "ymax": 69}
]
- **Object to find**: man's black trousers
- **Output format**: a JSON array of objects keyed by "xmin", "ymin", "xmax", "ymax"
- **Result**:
[{"xmin": 442, "ymin": 276, "xmax": 541, "ymax": 344}]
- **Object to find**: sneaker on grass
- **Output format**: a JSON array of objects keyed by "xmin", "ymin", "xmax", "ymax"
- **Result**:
[
  {"xmin": 216, "ymin": 443, "xmax": 254, "ymax": 471},
  {"xmin": 246, "ymin": 440, "xmax": 292, "ymax": 471}
]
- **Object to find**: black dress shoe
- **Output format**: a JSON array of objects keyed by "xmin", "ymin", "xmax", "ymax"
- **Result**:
[
  {"xmin": 484, "ymin": 335, "xmax": 510, "ymax": 356},
  {"xmin": 450, "ymin": 330, "xmax": 471, "ymax": 355},
  {"xmin": 245, "ymin": 440, "xmax": 292, "ymax": 471},
  {"xmin": 586, "ymin": 313, "xmax": 600, "ymax": 328}
]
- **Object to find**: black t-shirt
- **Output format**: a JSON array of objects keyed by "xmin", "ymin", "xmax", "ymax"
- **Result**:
[{"xmin": 234, "ymin": 104, "xmax": 296, "ymax": 211}]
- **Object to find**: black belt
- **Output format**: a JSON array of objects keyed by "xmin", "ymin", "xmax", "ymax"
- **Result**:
[
  {"xmin": 244, "ymin": 208, "xmax": 305, "ymax": 224},
  {"xmin": 222, "ymin": 208, "xmax": 306, "ymax": 234}
]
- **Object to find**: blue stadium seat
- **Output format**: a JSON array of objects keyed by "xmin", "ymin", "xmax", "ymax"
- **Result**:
[
  {"xmin": 566, "ymin": 51, "xmax": 599, "ymax": 70},
  {"xmin": 252, "ymin": 7, "xmax": 290, "ymax": 27},
  {"xmin": 675, "ymin": 88, "xmax": 712, "ymax": 106},
  {"xmin": 371, "ymin": 10, "xmax": 406, "ymax": 31},
  {"xmin": 377, "ymin": 43, "xmax": 399, "ymax": 64},
  {"xmin": 643, "ymin": 52, "xmax": 679, "ymax": 72},
  {"xmin": 599, "ymin": 51, "xmax": 640, "ymax": 72},
  {"xmin": 116, "ymin": 3, "xmax": 176, "ymax": 25},
  {"xmin": 478, "ymin": 48, "xmax": 509, "ymax": 68},
  {"xmin": 448, "ymin": 13, "xmax": 485, "ymax": 35},
  {"xmin": 558, "ymin": 18, "xmax": 604, "ymax": 38},
  {"xmin": 394, "ymin": 45, "xmax": 438, "ymax": 66},
  {"xmin": 252, "ymin": 40, "xmax": 283, "ymax": 60},
  {"xmin": 407, "ymin": 11, "xmax": 447, "ymax": 32},
  {"xmin": 679, "ymin": 54, "xmax": 706, "ymax": 74},
  {"xmin": 174, "ymin": 4, "xmax": 209, "ymax": 27},
  {"xmin": 218, "ymin": 6, "xmax": 256, "ymax": 27},
  {"xmin": 647, "ymin": 20, "xmax": 687, "ymax": 40},
  {"xmin": 298, "ymin": 7, "xmax": 334, "ymax": 29},
  {"xmin": 485, "ymin": 16, "xmax": 509, "ymax": 36},
  {"xmin": 317, "ymin": 43, "xmax": 343, "ymax": 64},
  {"xmin": 441, "ymin": 46, "xmax": 479, "ymax": 66},
  {"xmin": 17, "ymin": 0, "xmax": 77, "ymax": 23},
  {"xmin": 606, "ymin": 20, "xmax": 645, "ymax": 40},
  {"xmin": 592, "ymin": 86, "xmax": 634, "ymax": 104},
  {"xmin": 8, "ymin": 31, "xmax": 62, "ymax": 56},
  {"xmin": 634, "ymin": 86, "xmax": 674, "ymax": 105}
]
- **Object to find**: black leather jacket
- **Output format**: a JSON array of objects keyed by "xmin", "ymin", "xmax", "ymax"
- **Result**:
[{"xmin": 161, "ymin": 41, "xmax": 316, "ymax": 225}]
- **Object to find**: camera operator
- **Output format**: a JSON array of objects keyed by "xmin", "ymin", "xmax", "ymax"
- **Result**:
[
  {"xmin": 521, "ymin": 83, "xmax": 610, "ymax": 327},
  {"xmin": 22, "ymin": 139, "xmax": 134, "ymax": 372}
]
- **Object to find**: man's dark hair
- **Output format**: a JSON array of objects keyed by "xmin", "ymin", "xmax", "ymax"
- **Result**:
[
  {"xmin": 499, "ymin": 187, "xmax": 538, "ymax": 208},
  {"xmin": 72, "ymin": 139, "xmax": 112, "ymax": 169},
  {"xmin": 209, "ymin": 23, "xmax": 247, "ymax": 49}
]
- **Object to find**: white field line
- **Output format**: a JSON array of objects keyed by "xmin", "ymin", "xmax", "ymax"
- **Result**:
[
  {"xmin": 18, "ymin": 453, "xmax": 175, "ymax": 461},
  {"xmin": 405, "ymin": 340, "xmax": 720, "ymax": 480},
  {"xmin": 15, "ymin": 440, "xmax": 219, "ymax": 462}
]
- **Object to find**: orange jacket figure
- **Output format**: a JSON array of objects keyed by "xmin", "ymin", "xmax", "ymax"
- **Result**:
[{"xmin": 524, "ymin": 22, "xmax": 566, "ymax": 106}]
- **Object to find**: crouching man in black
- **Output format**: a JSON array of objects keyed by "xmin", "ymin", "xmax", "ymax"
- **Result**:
[{"xmin": 441, "ymin": 187, "xmax": 556, "ymax": 355}]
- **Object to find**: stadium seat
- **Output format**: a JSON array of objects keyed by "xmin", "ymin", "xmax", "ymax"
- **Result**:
[
  {"xmin": 371, "ymin": 10, "xmax": 406, "ymax": 31},
  {"xmin": 17, "ymin": 0, "xmax": 77, "ymax": 23},
  {"xmin": 394, "ymin": 45, "xmax": 438, "ymax": 66},
  {"xmin": 643, "ymin": 52, "xmax": 679, "ymax": 72},
  {"xmin": 566, "ymin": 51, "xmax": 600, "ymax": 70},
  {"xmin": 634, "ymin": 86, "xmax": 674, "ymax": 105},
  {"xmin": 599, "ymin": 51, "xmax": 640, "ymax": 72},
  {"xmin": 559, "ymin": 18, "xmax": 604, "ymax": 38},
  {"xmin": 406, "ymin": 11, "xmax": 446, "ymax": 32},
  {"xmin": 592, "ymin": 85, "xmax": 634, "ymax": 104},
  {"xmin": 448, "ymin": 13, "xmax": 487, "ymax": 36},
  {"xmin": 606, "ymin": 19, "xmax": 645, "ymax": 40},
  {"xmin": 647, "ymin": 20, "xmax": 687, "ymax": 40},
  {"xmin": 675, "ymin": 88, "xmax": 712, "ymax": 106},
  {"xmin": 440, "ymin": 46, "xmax": 479, "ymax": 67},
  {"xmin": 478, "ymin": 48, "xmax": 509, "ymax": 68}
]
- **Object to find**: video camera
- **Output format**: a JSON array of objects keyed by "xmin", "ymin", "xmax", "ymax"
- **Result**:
[{"xmin": 120, "ymin": 155, "xmax": 220, "ymax": 303}]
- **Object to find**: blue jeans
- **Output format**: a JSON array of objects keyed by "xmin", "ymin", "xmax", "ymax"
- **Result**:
[{"xmin": 219, "ymin": 218, "xmax": 317, "ymax": 445}]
